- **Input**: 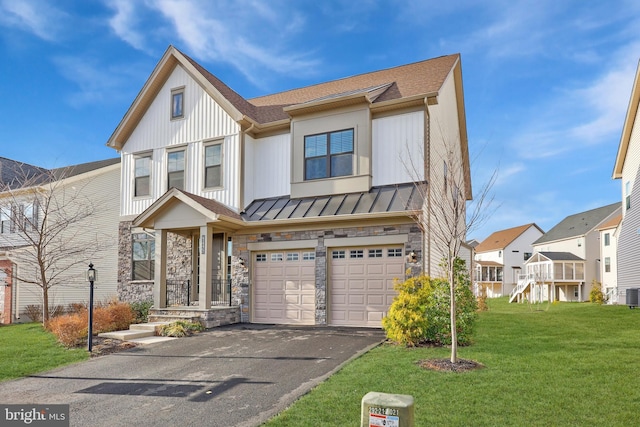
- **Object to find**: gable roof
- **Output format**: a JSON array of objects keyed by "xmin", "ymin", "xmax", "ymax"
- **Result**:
[
  {"xmin": 537, "ymin": 251, "xmax": 584, "ymax": 262},
  {"xmin": 533, "ymin": 203, "xmax": 621, "ymax": 245},
  {"xmin": 598, "ymin": 214, "xmax": 622, "ymax": 231},
  {"xmin": 475, "ymin": 223, "xmax": 543, "ymax": 253},
  {"xmin": 613, "ymin": 58, "xmax": 640, "ymax": 179},
  {"xmin": 106, "ymin": 45, "xmax": 461, "ymax": 145},
  {"xmin": 0, "ymin": 157, "xmax": 119, "ymax": 191}
]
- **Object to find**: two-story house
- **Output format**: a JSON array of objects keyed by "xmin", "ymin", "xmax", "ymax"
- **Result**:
[
  {"xmin": 107, "ymin": 46, "xmax": 471, "ymax": 328},
  {"xmin": 0, "ymin": 157, "xmax": 120, "ymax": 323},
  {"xmin": 474, "ymin": 223, "xmax": 543, "ymax": 298},
  {"xmin": 511, "ymin": 203, "xmax": 620, "ymax": 303},
  {"xmin": 613, "ymin": 59, "xmax": 640, "ymax": 305}
]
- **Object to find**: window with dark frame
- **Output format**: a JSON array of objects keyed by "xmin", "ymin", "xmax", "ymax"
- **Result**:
[
  {"xmin": 304, "ymin": 129, "xmax": 353, "ymax": 180},
  {"xmin": 171, "ymin": 89, "xmax": 184, "ymax": 119},
  {"xmin": 204, "ymin": 143, "xmax": 222, "ymax": 188},
  {"xmin": 132, "ymin": 232, "xmax": 155, "ymax": 280},
  {"xmin": 134, "ymin": 155, "xmax": 151, "ymax": 197},
  {"xmin": 167, "ymin": 150, "xmax": 185, "ymax": 190}
]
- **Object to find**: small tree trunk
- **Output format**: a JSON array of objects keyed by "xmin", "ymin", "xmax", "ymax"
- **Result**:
[
  {"xmin": 42, "ymin": 287, "xmax": 50, "ymax": 326},
  {"xmin": 449, "ymin": 266, "xmax": 458, "ymax": 364}
]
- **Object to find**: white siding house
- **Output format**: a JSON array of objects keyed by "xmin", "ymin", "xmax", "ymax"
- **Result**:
[
  {"xmin": 107, "ymin": 46, "xmax": 471, "ymax": 328},
  {"xmin": 598, "ymin": 215, "xmax": 621, "ymax": 303}
]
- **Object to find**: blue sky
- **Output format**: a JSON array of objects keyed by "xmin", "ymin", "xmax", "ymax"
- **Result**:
[{"xmin": 0, "ymin": 0, "xmax": 638, "ymax": 241}]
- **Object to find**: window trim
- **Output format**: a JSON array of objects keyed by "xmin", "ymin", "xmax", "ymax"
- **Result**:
[
  {"xmin": 171, "ymin": 87, "xmax": 185, "ymax": 120},
  {"xmin": 132, "ymin": 231, "xmax": 155, "ymax": 281},
  {"xmin": 203, "ymin": 140, "xmax": 223, "ymax": 190},
  {"xmin": 304, "ymin": 128, "xmax": 354, "ymax": 181},
  {"xmin": 133, "ymin": 153, "xmax": 152, "ymax": 198},
  {"xmin": 167, "ymin": 148, "xmax": 186, "ymax": 191},
  {"xmin": 0, "ymin": 206, "xmax": 11, "ymax": 234}
]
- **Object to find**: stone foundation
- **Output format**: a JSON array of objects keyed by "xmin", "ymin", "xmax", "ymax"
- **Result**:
[{"xmin": 149, "ymin": 306, "xmax": 240, "ymax": 328}]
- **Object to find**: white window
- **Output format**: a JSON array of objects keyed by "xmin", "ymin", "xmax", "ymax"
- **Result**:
[
  {"xmin": 167, "ymin": 150, "xmax": 185, "ymax": 190},
  {"xmin": 286, "ymin": 252, "xmax": 299, "ymax": 261},
  {"xmin": 204, "ymin": 143, "xmax": 222, "ymax": 188},
  {"xmin": 604, "ymin": 233, "xmax": 610, "ymax": 246},
  {"xmin": 626, "ymin": 181, "xmax": 631, "ymax": 210},
  {"xmin": 271, "ymin": 253, "xmax": 283, "ymax": 262},
  {"xmin": 332, "ymin": 250, "xmax": 345, "ymax": 259},
  {"xmin": 0, "ymin": 206, "xmax": 10, "ymax": 234},
  {"xmin": 388, "ymin": 248, "xmax": 403, "ymax": 257},
  {"xmin": 134, "ymin": 155, "xmax": 151, "ymax": 197},
  {"xmin": 350, "ymin": 249, "xmax": 364, "ymax": 259},
  {"xmin": 171, "ymin": 88, "xmax": 184, "ymax": 119},
  {"xmin": 132, "ymin": 232, "xmax": 155, "ymax": 280},
  {"xmin": 368, "ymin": 249, "xmax": 383, "ymax": 258},
  {"xmin": 23, "ymin": 203, "xmax": 37, "ymax": 231},
  {"xmin": 303, "ymin": 252, "xmax": 315, "ymax": 261},
  {"xmin": 605, "ymin": 257, "xmax": 611, "ymax": 273}
]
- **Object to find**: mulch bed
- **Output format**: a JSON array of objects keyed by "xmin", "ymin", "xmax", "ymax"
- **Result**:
[
  {"xmin": 87, "ymin": 337, "xmax": 138, "ymax": 357},
  {"xmin": 418, "ymin": 358, "xmax": 484, "ymax": 372}
]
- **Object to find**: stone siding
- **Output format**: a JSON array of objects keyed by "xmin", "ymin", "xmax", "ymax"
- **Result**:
[{"xmin": 150, "ymin": 307, "xmax": 240, "ymax": 328}]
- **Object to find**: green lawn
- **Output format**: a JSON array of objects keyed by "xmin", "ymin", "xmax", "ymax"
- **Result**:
[
  {"xmin": 0, "ymin": 323, "xmax": 88, "ymax": 382},
  {"xmin": 264, "ymin": 298, "xmax": 640, "ymax": 426}
]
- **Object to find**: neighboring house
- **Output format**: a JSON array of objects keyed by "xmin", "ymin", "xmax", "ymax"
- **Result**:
[
  {"xmin": 598, "ymin": 214, "xmax": 621, "ymax": 304},
  {"xmin": 107, "ymin": 45, "xmax": 471, "ymax": 328},
  {"xmin": 613, "ymin": 59, "xmax": 640, "ymax": 305},
  {"xmin": 474, "ymin": 223, "xmax": 544, "ymax": 298},
  {"xmin": 0, "ymin": 157, "xmax": 120, "ymax": 323},
  {"xmin": 512, "ymin": 203, "xmax": 621, "ymax": 303}
]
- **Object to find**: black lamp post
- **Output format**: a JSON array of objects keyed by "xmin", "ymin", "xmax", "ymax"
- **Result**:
[{"xmin": 87, "ymin": 263, "xmax": 97, "ymax": 353}]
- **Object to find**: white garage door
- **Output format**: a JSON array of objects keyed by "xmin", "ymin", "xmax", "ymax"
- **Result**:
[
  {"xmin": 253, "ymin": 250, "xmax": 316, "ymax": 325},
  {"xmin": 330, "ymin": 246, "xmax": 404, "ymax": 327}
]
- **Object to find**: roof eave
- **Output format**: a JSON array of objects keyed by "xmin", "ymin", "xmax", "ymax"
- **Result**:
[{"xmin": 613, "ymin": 59, "xmax": 640, "ymax": 179}]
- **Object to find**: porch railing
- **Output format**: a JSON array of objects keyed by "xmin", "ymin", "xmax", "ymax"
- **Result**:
[
  {"xmin": 166, "ymin": 278, "xmax": 191, "ymax": 307},
  {"xmin": 165, "ymin": 278, "xmax": 232, "ymax": 307}
]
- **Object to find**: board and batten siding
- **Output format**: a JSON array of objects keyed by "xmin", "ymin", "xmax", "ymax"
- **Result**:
[
  {"xmin": 372, "ymin": 111, "xmax": 424, "ymax": 187},
  {"xmin": 14, "ymin": 166, "xmax": 121, "ymax": 319},
  {"xmin": 244, "ymin": 133, "xmax": 291, "ymax": 206},
  {"xmin": 120, "ymin": 64, "xmax": 241, "ymax": 217}
]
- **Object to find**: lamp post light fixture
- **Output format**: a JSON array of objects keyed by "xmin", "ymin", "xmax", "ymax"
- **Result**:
[{"xmin": 87, "ymin": 263, "xmax": 97, "ymax": 353}]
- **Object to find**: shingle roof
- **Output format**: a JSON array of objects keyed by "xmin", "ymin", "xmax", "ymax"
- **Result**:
[
  {"xmin": 0, "ymin": 157, "xmax": 49, "ymax": 189},
  {"xmin": 242, "ymin": 182, "xmax": 423, "ymax": 222},
  {"xmin": 534, "ymin": 203, "xmax": 620, "ymax": 245},
  {"xmin": 538, "ymin": 251, "xmax": 584, "ymax": 261},
  {"xmin": 475, "ymin": 223, "xmax": 543, "ymax": 253},
  {"xmin": 180, "ymin": 49, "xmax": 459, "ymax": 125},
  {"xmin": 598, "ymin": 214, "xmax": 622, "ymax": 230},
  {"xmin": 0, "ymin": 157, "xmax": 120, "ymax": 190},
  {"xmin": 176, "ymin": 189, "xmax": 242, "ymax": 220}
]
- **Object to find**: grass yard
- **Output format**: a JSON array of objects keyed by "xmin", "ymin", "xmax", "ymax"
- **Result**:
[
  {"xmin": 0, "ymin": 323, "xmax": 88, "ymax": 382},
  {"xmin": 264, "ymin": 298, "xmax": 640, "ymax": 426}
]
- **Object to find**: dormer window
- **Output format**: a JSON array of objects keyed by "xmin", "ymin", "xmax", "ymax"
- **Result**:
[
  {"xmin": 304, "ymin": 129, "xmax": 353, "ymax": 180},
  {"xmin": 171, "ymin": 88, "xmax": 184, "ymax": 119}
]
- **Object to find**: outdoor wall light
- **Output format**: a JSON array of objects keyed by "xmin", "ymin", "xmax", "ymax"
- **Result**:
[{"xmin": 407, "ymin": 251, "xmax": 417, "ymax": 263}]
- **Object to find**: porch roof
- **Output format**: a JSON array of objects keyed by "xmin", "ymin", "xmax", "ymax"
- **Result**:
[
  {"xmin": 530, "ymin": 251, "xmax": 584, "ymax": 262},
  {"xmin": 476, "ymin": 260, "xmax": 503, "ymax": 267}
]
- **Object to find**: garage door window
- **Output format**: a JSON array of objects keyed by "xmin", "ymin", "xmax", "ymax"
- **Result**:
[
  {"xmin": 303, "ymin": 252, "xmax": 315, "ymax": 261},
  {"xmin": 350, "ymin": 249, "xmax": 363, "ymax": 258},
  {"xmin": 271, "ymin": 253, "xmax": 283, "ymax": 262},
  {"xmin": 332, "ymin": 250, "xmax": 345, "ymax": 259},
  {"xmin": 287, "ymin": 252, "xmax": 299, "ymax": 261},
  {"xmin": 388, "ymin": 248, "xmax": 403, "ymax": 257},
  {"xmin": 368, "ymin": 249, "xmax": 383, "ymax": 258},
  {"xmin": 256, "ymin": 254, "xmax": 267, "ymax": 262}
]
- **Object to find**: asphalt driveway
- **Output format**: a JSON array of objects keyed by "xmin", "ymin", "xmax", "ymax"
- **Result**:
[{"xmin": 0, "ymin": 324, "xmax": 384, "ymax": 427}]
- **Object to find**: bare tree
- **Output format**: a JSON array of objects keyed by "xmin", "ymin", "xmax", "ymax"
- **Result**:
[
  {"xmin": 0, "ymin": 163, "xmax": 111, "ymax": 324},
  {"xmin": 405, "ymin": 121, "xmax": 497, "ymax": 363}
]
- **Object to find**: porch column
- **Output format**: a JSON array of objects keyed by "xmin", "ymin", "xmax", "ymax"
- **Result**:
[
  {"xmin": 198, "ymin": 225, "xmax": 213, "ymax": 309},
  {"xmin": 153, "ymin": 229, "xmax": 168, "ymax": 308}
]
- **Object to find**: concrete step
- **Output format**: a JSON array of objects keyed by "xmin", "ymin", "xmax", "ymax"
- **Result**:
[
  {"xmin": 129, "ymin": 321, "xmax": 173, "ymax": 333},
  {"xmin": 98, "ymin": 329, "xmax": 154, "ymax": 341},
  {"xmin": 125, "ymin": 336, "xmax": 178, "ymax": 345}
]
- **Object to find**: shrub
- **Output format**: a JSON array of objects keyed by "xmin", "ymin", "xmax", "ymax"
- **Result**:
[
  {"xmin": 160, "ymin": 320, "xmax": 204, "ymax": 337},
  {"xmin": 46, "ymin": 313, "xmax": 87, "ymax": 348},
  {"xmin": 24, "ymin": 305, "xmax": 43, "ymax": 322},
  {"xmin": 590, "ymin": 280, "xmax": 605, "ymax": 305},
  {"xmin": 382, "ymin": 257, "xmax": 478, "ymax": 347},
  {"xmin": 106, "ymin": 301, "xmax": 134, "ymax": 331},
  {"xmin": 130, "ymin": 300, "xmax": 153, "ymax": 324}
]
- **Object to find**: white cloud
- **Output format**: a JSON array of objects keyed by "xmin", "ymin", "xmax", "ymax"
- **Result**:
[
  {"xmin": 0, "ymin": 0, "xmax": 68, "ymax": 41},
  {"xmin": 106, "ymin": 0, "xmax": 147, "ymax": 51}
]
